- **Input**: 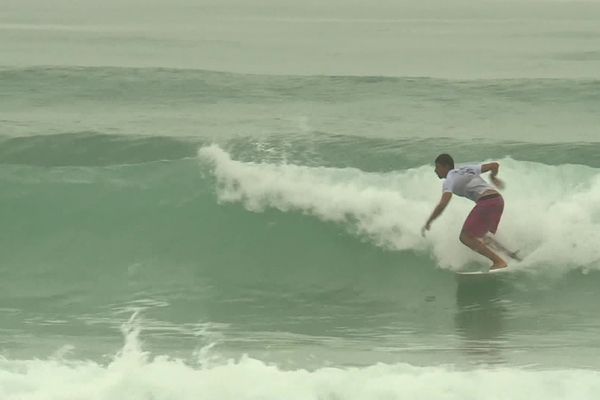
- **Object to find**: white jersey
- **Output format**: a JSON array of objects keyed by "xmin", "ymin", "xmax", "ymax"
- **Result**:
[{"xmin": 442, "ymin": 165, "xmax": 493, "ymax": 202}]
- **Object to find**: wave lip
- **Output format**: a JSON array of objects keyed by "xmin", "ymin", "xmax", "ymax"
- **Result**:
[{"xmin": 199, "ymin": 144, "xmax": 429, "ymax": 252}]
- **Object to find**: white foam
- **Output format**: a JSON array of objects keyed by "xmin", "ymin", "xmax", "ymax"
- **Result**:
[
  {"xmin": 199, "ymin": 145, "xmax": 600, "ymax": 272},
  {"xmin": 2, "ymin": 317, "xmax": 600, "ymax": 400}
]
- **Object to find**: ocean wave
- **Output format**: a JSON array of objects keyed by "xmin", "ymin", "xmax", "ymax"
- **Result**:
[
  {"xmin": 200, "ymin": 144, "xmax": 600, "ymax": 272},
  {"xmin": 1, "ymin": 139, "xmax": 599, "ymax": 298}
]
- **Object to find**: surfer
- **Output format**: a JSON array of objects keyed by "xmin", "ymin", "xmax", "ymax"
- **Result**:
[{"xmin": 421, "ymin": 154, "xmax": 508, "ymax": 270}]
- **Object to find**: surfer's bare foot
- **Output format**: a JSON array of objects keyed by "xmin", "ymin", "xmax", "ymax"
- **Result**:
[{"xmin": 490, "ymin": 262, "xmax": 508, "ymax": 270}]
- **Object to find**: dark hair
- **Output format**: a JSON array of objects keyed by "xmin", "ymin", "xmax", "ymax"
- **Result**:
[{"xmin": 435, "ymin": 154, "xmax": 454, "ymax": 169}]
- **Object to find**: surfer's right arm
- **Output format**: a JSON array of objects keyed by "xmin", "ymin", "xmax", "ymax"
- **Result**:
[
  {"xmin": 422, "ymin": 192, "xmax": 452, "ymax": 237},
  {"xmin": 481, "ymin": 162, "xmax": 505, "ymax": 190}
]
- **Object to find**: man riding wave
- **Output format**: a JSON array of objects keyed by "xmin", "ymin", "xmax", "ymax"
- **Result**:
[{"xmin": 422, "ymin": 154, "xmax": 508, "ymax": 270}]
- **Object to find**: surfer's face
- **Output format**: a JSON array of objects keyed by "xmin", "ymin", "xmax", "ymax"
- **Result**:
[{"xmin": 434, "ymin": 163, "xmax": 448, "ymax": 179}]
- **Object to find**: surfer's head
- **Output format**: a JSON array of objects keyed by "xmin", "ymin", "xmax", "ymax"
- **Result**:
[{"xmin": 434, "ymin": 153, "xmax": 454, "ymax": 178}]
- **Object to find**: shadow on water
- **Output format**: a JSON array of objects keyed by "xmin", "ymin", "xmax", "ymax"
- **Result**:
[{"xmin": 454, "ymin": 277, "xmax": 509, "ymax": 365}]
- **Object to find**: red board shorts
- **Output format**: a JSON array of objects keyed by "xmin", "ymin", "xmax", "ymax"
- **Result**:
[{"xmin": 462, "ymin": 194, "xmax": 504, "ymax": 238}]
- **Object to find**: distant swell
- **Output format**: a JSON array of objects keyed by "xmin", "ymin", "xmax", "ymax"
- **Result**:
[{"xmin": 1, "ymin": 132, "xmax": 600, "ymax": 168}]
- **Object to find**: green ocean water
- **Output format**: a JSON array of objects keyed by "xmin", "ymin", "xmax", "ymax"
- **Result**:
[{"xmin": 2, "ymin": 1, "xmax": 600, "ymax": 398}]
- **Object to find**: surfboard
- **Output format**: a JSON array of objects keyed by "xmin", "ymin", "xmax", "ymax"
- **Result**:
[
  {"xmin": 456, "ymin": 236, "xmax": 522, "ymax": 279},
  {"xmin": 456, "ymin": 268, "xmax": 509, "ymax": 276},
  {"xmin": 455, "ymin": 267, "xmax": 510, "ymax": 283}
]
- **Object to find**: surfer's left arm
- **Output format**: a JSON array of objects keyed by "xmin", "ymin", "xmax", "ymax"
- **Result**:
[
  {"xmin": 481, "ymin": 162, "xmax": 499, "ymax": 176},
  {"xmin": 422, "ymin": 192, "xmax": 452, "ymax": 237}
]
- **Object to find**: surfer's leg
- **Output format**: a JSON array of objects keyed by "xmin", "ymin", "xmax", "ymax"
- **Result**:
[
  {"xmin": 462, "ymin": 198, "xmax": 507, "ymax": 269},
  {"xmin": 484, "ymin": 234, "xmax": 522, "ymax": 261},
  {"xmin": 460, "ymin": 231, "xmax": 507, "ymax": 269},
  {"xmin": 483, "ymin": 234, "xmax": 504, "ymax": 252}
]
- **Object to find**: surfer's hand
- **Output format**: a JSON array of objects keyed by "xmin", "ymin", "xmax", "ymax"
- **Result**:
[
  {"xmin": 491, "ymin": 176, "xmax": 505, "ymax": 190},
  {"xmin": 421, "ymin": 222, "xmax": 431, "ymax": 237}
]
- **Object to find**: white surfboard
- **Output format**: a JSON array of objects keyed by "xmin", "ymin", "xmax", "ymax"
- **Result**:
[
  {"xmin": 456, "ymin": 268, "xmax": 510, "ymax": 276},
  {"xmin": 455, "ymin": 236, "xmax": 522, "ymax": 278}
]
